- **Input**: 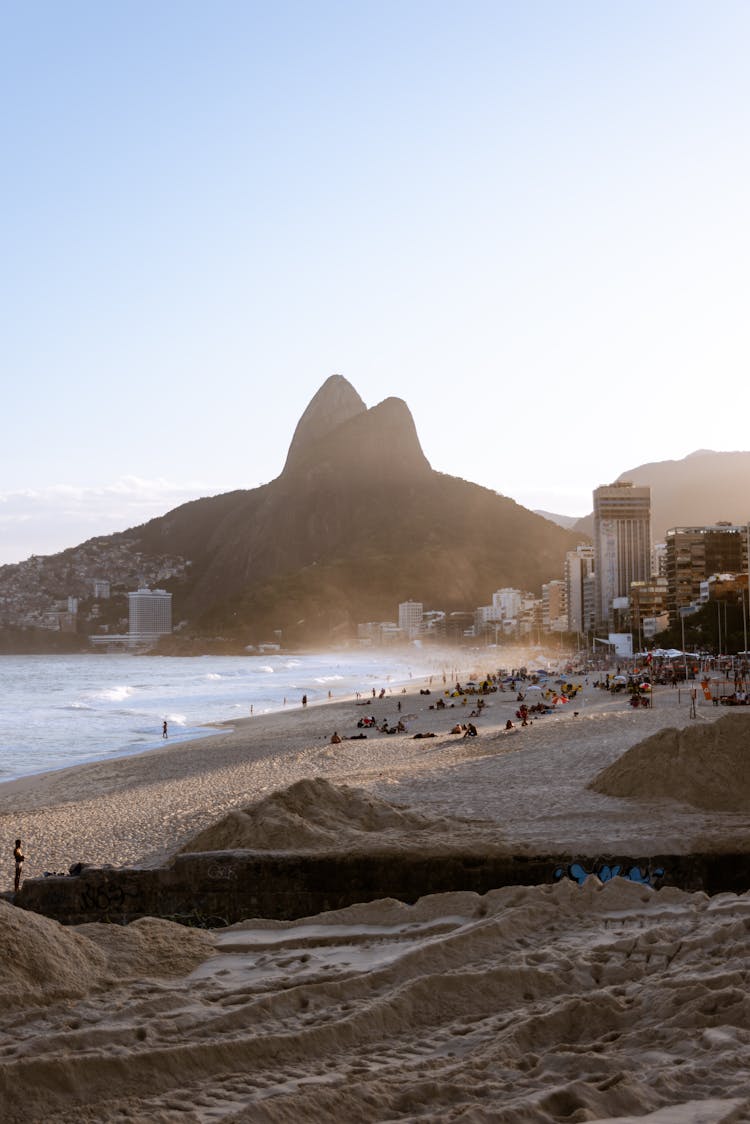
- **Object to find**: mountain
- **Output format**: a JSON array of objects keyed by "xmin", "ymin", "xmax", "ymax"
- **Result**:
[
  {"xmin": 573, "ymin": 450, "xmax": 750, "ymax": 543},
  {"xmin": 533, "ymin": 510, "xmax": 581, "ymax": 530},
  {"xmin": 0, "ymin": 376, "xmax": 585, "ymax": 648}
]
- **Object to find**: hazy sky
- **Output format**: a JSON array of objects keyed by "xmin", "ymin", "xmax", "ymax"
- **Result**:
[{"xmin": 3, "ymin": 1, "xmax": 749, "ymax": 564}]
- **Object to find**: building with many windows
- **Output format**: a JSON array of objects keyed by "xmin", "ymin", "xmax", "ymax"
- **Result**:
[
  {"xmin": 128, "ymin": 588, "xmax": 172, "ymax": 641},
  {"xmin": 593, "ymin": 482, "xmax": 651, "ymax": 630},
  {"xmin": 542, "ymin": 580, "xmax": 567, "ymax": 632},
  {"xmin": 565, "ymin": 545, "xmax": 595, "ymax": 636},
  {"xmin": 665, "ymin": 523, "xmax": 748, "ymax": 623},
  {"xmin": 398, "ymin": 600, "xmax": 423, "ymax": 640}
]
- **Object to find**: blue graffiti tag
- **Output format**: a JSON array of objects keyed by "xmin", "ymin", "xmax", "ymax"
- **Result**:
[{"xmin": 554, "ymin": 862, "xmax": 665, "ymax": 887}]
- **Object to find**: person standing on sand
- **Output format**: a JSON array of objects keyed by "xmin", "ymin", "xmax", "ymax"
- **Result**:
[
  {"xmin": 162, "ymin": 720, "xmax": 168, "ymax": 739},
  {"xmin": 14, "ymin": 839, "xmax": 24, "ymax": 892},
  {"xmin": 302, "ymin": 694, "xmax": 307, "ymax": 707}
]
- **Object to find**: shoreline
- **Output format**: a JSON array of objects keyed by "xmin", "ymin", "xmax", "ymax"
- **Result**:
[
  {"xmin": 0, "ymin": 649, "xmax": 456, "ymax": 786},
  {"xmin": 2, "ymin": 670, "xmax": 747, "ymax": 891}
]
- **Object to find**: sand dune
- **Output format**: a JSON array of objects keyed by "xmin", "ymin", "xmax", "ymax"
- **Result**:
[
  {"xmin": 589, "ymin": 710, "xmax": 750, "ymax": 812},
  {"xmin": 1, "ymin": 879, "xmax": 749, "ymax": 1121},
  {"xmin": 178, "ymin": 775, "xmax": 502, "ymax": 855}
]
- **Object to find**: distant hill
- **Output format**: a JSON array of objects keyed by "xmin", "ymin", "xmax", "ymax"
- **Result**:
[
  {"xmin": 533, "ymin": 510, "xmax": 581, "ymax": 530},
  {"xmin": 573, "ymin": 450, "xmax": 750, "ymax": 543}
]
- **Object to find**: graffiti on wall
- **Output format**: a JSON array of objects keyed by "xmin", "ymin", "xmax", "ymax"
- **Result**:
[{"xmin": 554, "ymin": 861, "xmax": 665, "ymax": 887}]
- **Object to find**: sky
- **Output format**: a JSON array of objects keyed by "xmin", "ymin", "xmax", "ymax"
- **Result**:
[{"xmin": 3, "ymin": 1, "xmax": 749, "ymax": 564}]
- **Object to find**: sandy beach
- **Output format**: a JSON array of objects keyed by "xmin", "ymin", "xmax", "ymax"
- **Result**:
[
  {"xmin": 2, "ymin": 672, "xmax": 749, "ymax": 1122},
  {"xmin": 1, "ymin": 674, "xmax": 747, "ymax": 880}
]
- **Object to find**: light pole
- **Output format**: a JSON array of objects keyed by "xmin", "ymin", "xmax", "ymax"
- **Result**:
[{"xmin": 680, "ymin": 608, "xmax": 688, "ymax": 680}]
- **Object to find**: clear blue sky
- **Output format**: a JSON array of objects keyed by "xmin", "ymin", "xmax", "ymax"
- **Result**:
[{"xmin": 3, "ymin": 1, "xmax": 749, "ymax": 563}]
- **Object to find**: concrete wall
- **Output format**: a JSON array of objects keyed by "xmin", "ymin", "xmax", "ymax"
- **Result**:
[{"xmin": 13, "ymin": 849, "xmax": 750, "ymax": 927}]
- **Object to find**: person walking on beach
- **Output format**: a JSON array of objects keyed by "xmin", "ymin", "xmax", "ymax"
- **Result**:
[
  {"xmin": 162, "ymin": 720, "xmax": 168, "ymax": 739},
  {"xmin": 13, "ymin": 839, "xmax": 24, "ymax": 892},
  {"xmin": 302, "ymin": 694, "xmax": 307, "ymax": 707}
]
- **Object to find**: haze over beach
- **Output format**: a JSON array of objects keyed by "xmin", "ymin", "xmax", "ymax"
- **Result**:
[{"xmin": 3, "ymin": 2, "xmax": 750, "ymax": 563}]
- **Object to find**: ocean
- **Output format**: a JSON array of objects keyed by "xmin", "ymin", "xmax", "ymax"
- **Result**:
[{"xmin": 0, "ymin": 650, "xmax": 449, "ymax": 784}]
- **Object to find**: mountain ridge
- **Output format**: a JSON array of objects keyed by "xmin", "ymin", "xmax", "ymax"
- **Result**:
[
  {"xmin": 0, "ymin": 376, "xmax": 585, "ymax": 647},
  {"xmin": 571, "ymin": 450, "xmax": 750, "ymax": 542}
]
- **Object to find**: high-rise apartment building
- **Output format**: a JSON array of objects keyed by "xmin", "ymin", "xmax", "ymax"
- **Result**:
[
  {"xmin": 492, "ymin": 588, "xmax": 522, "ymax": 620},
  {"xmin": 565, "ymin": 545, "xmax": 595, "ymax": 635},
  {"xmin": 398, "ymin": 599, "xmax": 423, "ymax": 639},
  {"xmin": 665, "ymin": 523, "xmax": 748, "ymax": 622},
  {"xmin": 542, "ymin": 580, "xmax": 567, "ymax": 632},
  {"xmin": 128, "ymin": 588, "xmax": 172, "ymax": 640},
  {"xmin": 593, "ymin": 482, "xmax": 651, "ymax": 630}
]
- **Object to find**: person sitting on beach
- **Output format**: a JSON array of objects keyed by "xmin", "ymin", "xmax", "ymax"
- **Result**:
[
  {"xmin": 330, "ymin": 732, "xmax": 342, "ymax": 744},
  {"xmin": 436, "ymin": 697, "xmax": 446, "ymax": 709},
  {"xmin": 463, "ymin": 722, "xmax": 478, "ymax": 738},
  {"xmin": 396, "ymin": 720, "xmax": 406, "ymax": 732},
  {"xmin": 505, "ymin": 719, "xmax": 514, "ymax": 730},
  {"xmin": 450, "ymin": 723, "xmax": 464, "ymax": 734}
]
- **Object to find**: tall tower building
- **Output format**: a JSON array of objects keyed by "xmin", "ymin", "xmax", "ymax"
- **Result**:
[
  {"xmin": 398, "ymin": 600, "xmax": 423, "ymax": 640},
  {"xmin": 128, "ymin": 588, "xmax": 172, "ymax": 640},
  {"xmin": 593, "ymin": 482, "xmax": 651, "ymax": 630},
  {"xmin": 565, "ymin": 545, "xmax": 595, "ymax": 635}
]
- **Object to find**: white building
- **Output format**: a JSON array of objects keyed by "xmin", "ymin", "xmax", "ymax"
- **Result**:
[
  {"xmin": 492, "ymin": 588, "xmax": 522, "ymax": 620},
  {"xmin": 398, "ymin": 600, "xmax": 423, "ymax": 640},
  {"xmin": 128, "ymin": 588, "xmax": 172, "ymax": 641}
]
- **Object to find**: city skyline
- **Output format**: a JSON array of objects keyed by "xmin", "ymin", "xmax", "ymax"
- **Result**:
[{"xmin": 4, "ymin": 3, "xmax": 750, "ymax": 564}]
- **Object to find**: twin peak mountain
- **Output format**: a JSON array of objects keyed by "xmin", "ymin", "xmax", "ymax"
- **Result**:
[{"xmin": 133, "ymin": 375, "xmax": 579, "ymax": 646}]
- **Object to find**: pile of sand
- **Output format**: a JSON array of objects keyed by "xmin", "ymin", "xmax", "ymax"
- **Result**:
[
  {"xmin": 78, "ymin": 916, "xmax": 214, "ymax": 979},
  {"xmin": 0, "ymin": 899, "xmax": 106, "ymax": 1007},
  {"xmin": 178, "ymin": 776, "xmax": 498, "ymax": 854},
  {"xmin": 2, "ymin": 880, "xmax": 750, "ymax": 1122},
  {"xmin": 589, "ymin": 710, "xmax": 750, "ymax": 812},
  {"xmin": 0, "ymin": 901, "xmax": 213, "ymax": 1009}
]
